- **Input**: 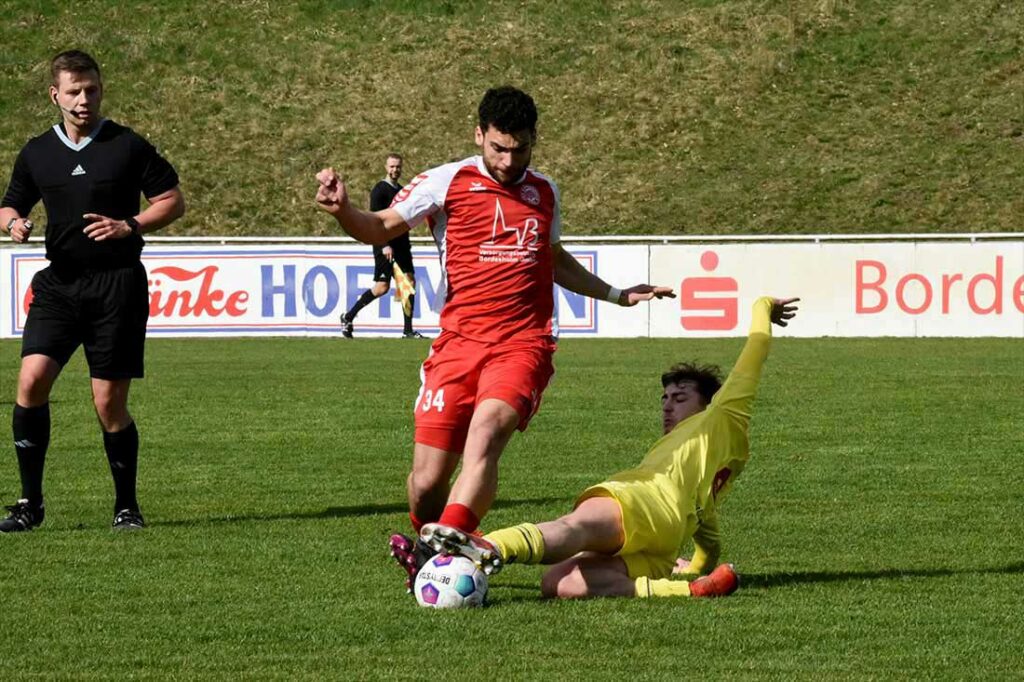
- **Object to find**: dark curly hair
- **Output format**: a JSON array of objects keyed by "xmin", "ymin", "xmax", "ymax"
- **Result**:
[
  {"xmin": 661, "ymin": 362, "xmax": 723, "ymax": 404},
  {"xmin": 478, "ymin": 86, "xmax": 537, "ymax": 135}
]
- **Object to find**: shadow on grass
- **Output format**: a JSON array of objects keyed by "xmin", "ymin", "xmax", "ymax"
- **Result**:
[
  {"xmin": 151, "ymin": 495, "xmax": 571, "ymax": 528},
  {"xmin": 741, "ymin": 561, "xmax": 1024, "ymax": 589},
  {"xmin": 486, "ymin": 562, "xmax": 1024, "ymax": 604}
]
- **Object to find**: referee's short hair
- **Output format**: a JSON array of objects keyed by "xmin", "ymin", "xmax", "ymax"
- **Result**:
[{"xmin": 51, "ymin": 50, "xmax": 101, "ymax": 85}]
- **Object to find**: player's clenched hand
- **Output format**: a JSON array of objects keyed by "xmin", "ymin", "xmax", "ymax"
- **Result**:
[
  {"xmin": 7, "ymin": 218, "xmax": 34, "ymax": 243},
  {"xmin": 315, "ymin": 167, "xmax": 350, "ymax": 216},
  {"xmin": 620, "ymin": 284, "xmax": 676, "ymax": 306},
  {"xmin": 83, "ymin": 213, "xmax": 132, "ymax": 241},
  {"xmin": 770, "ymin": 297, "xmax": 800, "ymax": 326}
]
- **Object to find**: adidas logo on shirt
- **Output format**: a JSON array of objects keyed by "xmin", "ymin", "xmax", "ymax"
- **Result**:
[{"xmin": 71, "ymin": 164, "xmax": 86, "ymax": 176}]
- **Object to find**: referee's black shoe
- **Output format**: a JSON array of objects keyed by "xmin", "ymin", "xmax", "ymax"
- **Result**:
[
  {"xmin": 340, "ymin": 315, "xmax": 354, "ymax": 338},
  {"xmin": 402, "ymin": 331, "xmax": 427, "ymax": 339},
  {"xmin": 112, "ymin": 508, "xmax": 146, "ymax": 530},
  {"xmin": 0, "ymin": 499, "xmax": 45, "ymax": 533}
]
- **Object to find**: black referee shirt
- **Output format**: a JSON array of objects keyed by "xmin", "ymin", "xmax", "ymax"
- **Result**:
[
  {"xmin": 1, "ymin": 119, "xmax": 179, "ymax": 270},
  {"xmin": 371, "ymin": 179, "xmax": 410, "ymax": 251}
]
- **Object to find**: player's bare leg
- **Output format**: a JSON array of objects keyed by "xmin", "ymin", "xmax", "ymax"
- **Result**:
[
  {"xmin": 407, "ymin": 442, "xmax": 461, "ymax": 527},
  {"xmin": 446, "ymin": 397, "xmax": 519, "ymax": 520},
  {"xmin": 17, "ymin": 354, "xmax": 61, "ymax": 408},
  {"xmin": 528, "ymin": 497, "xmax": 626, "ymax": 563},
  {"xmin": 541, "ymin": 555, "xmax": 635, "ymax": 599},
  {"xmin": 427, "ymin": 494, "xmax": 626, "ymax": 575},
  {"xmin": 91, "ymin": 378, "xmax": 132, "ymax": 432},
  {"xmin": 393, "ymin": 443, "xmax": 460, "ymax": 589},
  {"xmin": 418, "ymin": 399, "xmax": 519, "ymax": 569}
]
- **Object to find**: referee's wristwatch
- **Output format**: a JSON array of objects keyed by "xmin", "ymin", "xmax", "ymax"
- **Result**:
[{"xmin": 125, "ymin": 216, "xmax": 141, "ymax": 235}]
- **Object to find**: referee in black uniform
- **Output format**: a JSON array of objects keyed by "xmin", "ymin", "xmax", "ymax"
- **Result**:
[
  {"xmin": 339, "ymin": 153, "xmax": 424, "ymax": 338},
  {"xmin": 0, "ymin": 50, "xmax": 185, "ymax": 532}
]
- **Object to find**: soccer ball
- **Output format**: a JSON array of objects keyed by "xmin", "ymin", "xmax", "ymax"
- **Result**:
[{"xmin": 414, "ymin": 554, "xmax": 488, "ymax": 608}]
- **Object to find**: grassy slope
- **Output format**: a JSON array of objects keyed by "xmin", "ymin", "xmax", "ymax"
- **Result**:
[
  {"xmin": 0, "ymin": 0, "xmax": 1021, "ymax": 237},
  {"xmin": 0, "ymin": 336, "xmax": 1021, "ymax": 678}
]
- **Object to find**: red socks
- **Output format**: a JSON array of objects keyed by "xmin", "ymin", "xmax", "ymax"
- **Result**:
[{"xmin": 437, "ymin": 503, "xmax": 480, "ymax": 533}]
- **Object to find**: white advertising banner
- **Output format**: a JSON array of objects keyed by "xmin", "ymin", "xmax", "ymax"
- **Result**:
[
  {"xmin": 1, "ymin": 244, "xmax": 645, "ymax": 339},
  {"xmin": 649, "ymin": 242, "xmax": 1024, "ymax": 337},
  {"xmin": 3, "ymin": 240, "xmax": 1021, "ymax": 338}
]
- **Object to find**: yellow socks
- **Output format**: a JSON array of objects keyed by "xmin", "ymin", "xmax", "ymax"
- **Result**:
[
  {"xmin": 635, "ymin": 576, "xmax": 692, "ymax": 598},
  {"xmin": 484, "ymin": 523, "xmax": 545, "ymax": 565}
]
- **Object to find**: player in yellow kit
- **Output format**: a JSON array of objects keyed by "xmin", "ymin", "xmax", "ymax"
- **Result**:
[{"xmin": 421, "ymin": 295, "xmax": 799, "ymax": 599}]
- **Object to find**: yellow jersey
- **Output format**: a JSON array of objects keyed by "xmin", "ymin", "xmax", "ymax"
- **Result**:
[{"xmin": 587, "ymin": 297, "xmax": 775, "ymax": 576}]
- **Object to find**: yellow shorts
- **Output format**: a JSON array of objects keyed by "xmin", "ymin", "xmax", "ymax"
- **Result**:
[{"xmin": 576, "ymin": 474, "xmax": 690, "ymax": 580}]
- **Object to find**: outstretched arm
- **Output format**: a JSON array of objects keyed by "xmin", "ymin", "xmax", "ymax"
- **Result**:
[
  {"xmin": 710, "ymin": 296, "xmax": 799, "ymax": 418},
  {"xmin": 315, "ymin": 167, "xmax": 411, "ymax": 245},
  {"xmin": 552, "ymin": 242, "xmax": 675, "ymax": 306},
  {"xmin": 731, "ymin": 296, "xmax": 800, "ymax": 378}
]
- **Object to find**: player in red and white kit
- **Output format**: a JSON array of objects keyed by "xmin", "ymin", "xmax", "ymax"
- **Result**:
[{"xmin": 315, "ymin": 86, "xmax": 674, "ymax": 591}]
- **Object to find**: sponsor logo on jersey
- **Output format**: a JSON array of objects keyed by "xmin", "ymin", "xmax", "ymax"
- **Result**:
[
  {"xmin": 479, "ymin": 199, "xmax": 541, "ymax": 264},
  {"xmin": 71, "ymin": 164, "xmax": 86, "ymax": 176},
  {"xmin": 520, "ymin": 184, "xmax": 540, "ymax": 206},
  {"xmin": 469, "ymin": 181, "xmax": 487, "ymax": 192}
]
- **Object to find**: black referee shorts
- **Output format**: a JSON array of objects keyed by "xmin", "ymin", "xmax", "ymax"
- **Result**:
[
  {"xmin": 21, "ymin": 263, "xmax": 149, "ymax": 380},
  {"xmin": 373, "ymin": 244, "xmax": 415, "ymax": 283}
]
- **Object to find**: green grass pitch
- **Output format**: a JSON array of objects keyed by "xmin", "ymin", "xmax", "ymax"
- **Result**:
[{"xmin": 1, "ymin": 336, "xmax": 1021, "ymax": 678}]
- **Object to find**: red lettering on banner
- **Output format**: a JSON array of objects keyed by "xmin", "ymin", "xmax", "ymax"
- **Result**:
[
  {"xmin": 148, "ymin": 266, "xmax": 248, "ymax": 318},
  {"xmin": 22, "ymin": 286, "xmax": 34, "ymax": 315},
  {"xmin": 856, "ymin": 260, "xmax": 887, "ymax": 313},
  {"xmin": 680, "ymin": 251, "xmax": 738, "ymax": 331},
  {"xmin": 896, "ymin": 274, "xmax": 932, "ymax": 314},
  {"xmin": 941, "ymin": 274, "xmax": 963, "ymax": 314},
  {"xmin": 856, "ymin": 257, "xmax": 1018, "ymax": 317},
  {"xmin": 968, "ymin": 256, "xmax": 1002, "ymax": 314}
]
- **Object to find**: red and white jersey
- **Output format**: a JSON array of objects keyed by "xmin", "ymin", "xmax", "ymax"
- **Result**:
[{"xmin": 391, "ymin": 156, "xmax": 562, "ymax": 342}]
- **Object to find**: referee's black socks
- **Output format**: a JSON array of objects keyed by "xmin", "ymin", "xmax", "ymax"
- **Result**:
[
  {"xmin": 12, "ymin": 403, "xmax": 50, "ymax": 507},
  {"xmin": 103, "ymin": 421, "xmax": 139, "ymax": 512},
  {"xmin": 403, "ymin": 294, "xmax": 416, "ymax": 334},
  {"xmin": 346, "ymin": 289, "xmax": 377, "ymax": 321}
]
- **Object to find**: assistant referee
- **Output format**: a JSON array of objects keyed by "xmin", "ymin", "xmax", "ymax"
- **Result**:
[
  {"xmin": 339, "ymin": 153, "xmax": 424, "ymax": 338},
  {"xmin": 0, "ymin": 50, "xmax": 185, "ymax": 532}
]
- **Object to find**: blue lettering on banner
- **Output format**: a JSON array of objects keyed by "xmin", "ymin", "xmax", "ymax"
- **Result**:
[
  {"xmin": 261, "ymin": 265, "xmax": 297, "ymax": 317},
  {"xmin": 303, "ymin": 265, "xmax": 340, "ymax": 317},
  {"xmin": 554, "ymin": 286, "xmax": 587, "ymax": 319},
  {"xmin": 346, "ymin": 266, "xmax": 375, "ymax": 310}
]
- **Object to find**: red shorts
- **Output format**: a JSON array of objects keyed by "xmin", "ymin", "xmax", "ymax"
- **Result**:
[{"xmin": 414, "ymin": 331, "xmax": 557, "ymax": 453}]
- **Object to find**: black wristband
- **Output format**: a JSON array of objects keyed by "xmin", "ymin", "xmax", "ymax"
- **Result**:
[{"xmin": 125, "ymin": 216, "xmax": 141, "ymax": 234}]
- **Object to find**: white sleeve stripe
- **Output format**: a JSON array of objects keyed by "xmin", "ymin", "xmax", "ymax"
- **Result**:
[
  {"xmin": 530, "ymin": 170, "xmax": 562, "ymax": 243},
  {"xmin": 391, "ymin": 159, "xmax": 472, "ymax": 228}
]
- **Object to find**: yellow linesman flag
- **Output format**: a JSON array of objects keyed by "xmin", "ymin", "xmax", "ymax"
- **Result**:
[{"xmin": 392, "ymin": 263, "xmax": 415, "ymax": 317}]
